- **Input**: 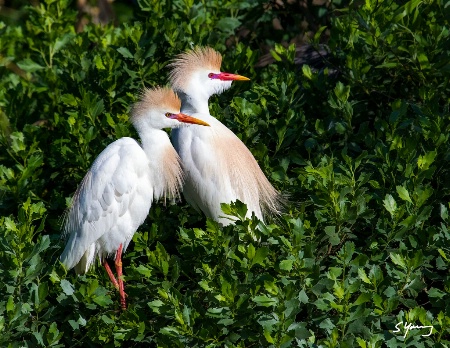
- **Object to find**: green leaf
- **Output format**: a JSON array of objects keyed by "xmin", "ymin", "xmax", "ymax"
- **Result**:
[
  {"xmin": 414, "ymin": 185, "xmax": 433, "ymax": 208},
  {"xmin": 93, "ymin": 294, "xmax": 113, "ymax": 307},
  {"xmin": 68, "ymin": 320, "xmax": 79, "ymax": 330},
  {"xmin": 440, "ymin": 204, "xmax": 448, "ymax": 221},
  {"xmin": 101, "ymin": 315, "xmax": 115, "ymax": 324},
  {"xmin": 33, "ymin": 331, "xmax": 44, "ymax": 346},
  {"xmin": 53, "ymin": 33, "xmax": 75, "ymax": 53},
  {"xmin": 247, "ymin": 244, "xmax": 256, "ymax": 260},
  {"xmin": 252, "ymin": 295, "xmax": 278, "ymax": 307},
  {"xmin": 93, "ymin": 55, "xmax": 105, "ymax": 70},
  {"xmin": 182, "ymin": 306, "xmax": 191, "ymax": 327},
  {"xmin": 89, "ymin": 99, "xmax": 104, "ymax": 119},
  {"xmin": 270, "ymin": 50, "xmax": 282, "ymax": 62},
  {"xmin": 396, "ymin": 185, "xmax": 412, "ymax": 203},
  {"xmin": 417, "ymin": 151, "xmax": 437, "ymax": 170},
  {"xmin": 313, "ymin": 25, "xmax": 328, "ymax": 42},
  {"xmin": 4, "ymin": 217, "xmax": 18, "ymax": 232},
  {"xmin": 298, "ymin": 289, "xmax": 309, "ymax": 304},
  {"xmin": 353, "ymin": 293, "xmax": 371, "ymax": 305},
  {"xmin": 136, "ymin": 264, "xmax": 152, "ymax": 277},
  {"xmin": 161, "ymin": 260, "xmax": 169, "ymax": 276},
  {"xmin": 327, "ymin": 267, "xmax": 343, "ymax": 280},
  {"xmin": 60, "ymin": 279, "xmax": 74, "ymax": 296},
  {"xmin": 9, "ymin": 132, "xmax": 25, "ymax": 153},
  {"xmin": 198, "ymin": 280, "xmax": 213, "ymax": 291},
  {"xmin": 215, "ymin": 17, "xmax": 241, "ymax": 35},
  {"xmin": 417, "ymin": 52, "xmax": 430, "ymax": 70},
  {"xmin": 279, "ymin": 259, "xmax": 294, "ymax": 271},
  {"xmin": 61, "ymin": 94, "xmax": 78, "ymax": 107},
  {"xmin": 251, "ymin": 247, "xmax": 269, "ymax": 267},
  {"xmin": 376, "ymin": 62, "xmax": 399, "ymax": 68},
  {"xmin": 6, "ymin": 296, "xmax": 14, "ymax": 312},
  {"xmin": 263, "ymin": 328, "xmax": 275, "ymax": 343},
  {"xmin": 428, "ymin": 288, "xmax": 446, "ymax": 298},
  {"xmin": 389, "ymin": 253, "xmax": 407, "ymax": 270},
  {"xmin": 324, "ymin": 226, "xmax": 340, "ymax": 246},
  {"xmin": 383, "ymin": 194, "xmax": 397, "ymax": 216},
  {"xmin": 159, "ymin": 326, "xmax": 181, "ymax": 337},
  {"xmin": 117, "ymin": 47, "xmax": 134, "ymax": 59},
  {"xmin": 17, "ymin": 58, "xmax": 45, "ymax": 72},
  {"xmin": 319, "ymin": 318, "xmax": 335, "ymax": 330},
  {"xmin": 358, "ymin": 269, "xmax": 371, "ymax": 284},
  {"xmin": 334, "ymin": 82, "xmax": 350, "ymax": 102},
  {"xmin": 302, "ymin": 64, "xmax": 313, "ymax": 80}
]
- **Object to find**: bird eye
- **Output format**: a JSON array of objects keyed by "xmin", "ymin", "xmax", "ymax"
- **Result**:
[
  {"xmin": 208, "ymin": 73, "xmax": 214, "ymax": 78},
  {"xmin": 165, "ymin": 112, "xmax": 172, "ymax": 118}
]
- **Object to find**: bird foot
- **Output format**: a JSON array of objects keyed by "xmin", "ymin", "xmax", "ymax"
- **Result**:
[
  {"xmin": 115, "ymin": 244, "xmax": 127, "ymax": 310},
  {"xmin": 102, "ymin": 244, "xmax": 127, "ymax": 310}
]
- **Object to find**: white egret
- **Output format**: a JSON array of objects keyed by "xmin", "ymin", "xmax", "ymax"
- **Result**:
[
  {"xmin": 60, "ymin": 87, "xmax": 209, "ymax": 309},
  {"xmin": 169, "ymin": 47, "xmax": 283, "ymax": 226}
]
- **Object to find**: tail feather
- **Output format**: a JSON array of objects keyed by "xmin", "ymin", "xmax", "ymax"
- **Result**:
[{"xmin": 60, "ymin": 232, "xmax": 96, "ymax": 274}]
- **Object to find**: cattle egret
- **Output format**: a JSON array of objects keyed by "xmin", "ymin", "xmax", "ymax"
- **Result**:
[
  {"xmin": 60, "ymin": 87, "xmax": 209, "ymax": 309},
  {"xmin": 169, "ymin": 47, "xmax": 283, "ymax": 225}
]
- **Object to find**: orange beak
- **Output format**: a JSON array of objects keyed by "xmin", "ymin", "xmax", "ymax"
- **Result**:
[
  {"xmin": 212, "ymin": 72, "xmax": 250, "ymax": 81},
  {"xmin": 169, "ymin": 113, "xmax": 210, "ymax": 126}
]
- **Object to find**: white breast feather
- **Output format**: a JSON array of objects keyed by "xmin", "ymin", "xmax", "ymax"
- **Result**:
[{"xmin": 173, "ymin": 116, "xmax": 282, "ymax": 225}]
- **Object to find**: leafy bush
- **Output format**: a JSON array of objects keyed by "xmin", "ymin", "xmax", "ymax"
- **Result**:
[{"xmin": 1, "ymin": 0, "xmax": 449, "ymax": 347}]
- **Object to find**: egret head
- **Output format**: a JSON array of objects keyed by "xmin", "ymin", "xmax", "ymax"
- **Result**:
[
  {"xmin": 131, "ymin": 87, "xmax": 209, "ymax": 130},
  {"xmin": 168, "ymin": 47, "xmax": 249, "ymax": 101}
]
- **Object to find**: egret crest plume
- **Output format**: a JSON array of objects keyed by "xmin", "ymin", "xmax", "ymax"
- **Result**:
[
  {"xmin": 168, "ymin": 47, "xmax": 222, "ymax": 92},
  {"xmin": 131, "ymin": 86, "xmax": 181, "ymax": 121}
]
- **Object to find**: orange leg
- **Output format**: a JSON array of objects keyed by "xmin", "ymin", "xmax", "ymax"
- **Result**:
[
  {"xmin": 115, "ymin": 243, "xmax": 127, "ymax": 310},
  {"xmin": 103, "ymin": 260, "xmax": 119, "ymax": 290}
]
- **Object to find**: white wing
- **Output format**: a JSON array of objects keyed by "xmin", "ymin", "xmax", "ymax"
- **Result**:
[{"xmin": 60, "ymin": 137, "xmax": 153, "ymax": 272}]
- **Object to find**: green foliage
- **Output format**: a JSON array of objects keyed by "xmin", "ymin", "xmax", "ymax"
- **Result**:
[{"xmin": 1, "ymin": 0, "xmax": 450, "ymax": 347}]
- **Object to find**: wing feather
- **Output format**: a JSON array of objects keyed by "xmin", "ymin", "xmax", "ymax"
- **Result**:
[{"xmin": 60, "ymin": 138, "xmax": 153, "ymax": 271}]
